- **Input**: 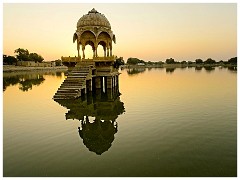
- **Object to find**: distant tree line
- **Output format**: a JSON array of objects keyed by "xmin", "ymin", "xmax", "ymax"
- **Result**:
[
  {"xmin": 127, "ymin": 57, "xmax": 145, "ymax": 65},
  {"xmin": 125, "ymin": 57, "xmax": 237, "ymax": 65},
  {"xmin": 165, "ymin": 57, "xmax": 237, "ymax": 65},
  {"xmin": 3, "ymin": 48, "xmax": 44, "ymax": 65},
  {"xmin": 127, "ymin": 57, "xmax": 164, "ymax": 65}
]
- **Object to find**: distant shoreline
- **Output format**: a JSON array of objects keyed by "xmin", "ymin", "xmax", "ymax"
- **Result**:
[
  {"xmin": 3, "ymin": 65, "xmax": 68, "ymax": 72},
  {"xmin": 122, "ymin": 63, "xmax": 237, "ymax": 69},
  {"xmin": 3, "ymin": 63, "xmax": 237, "ymax": 73}
]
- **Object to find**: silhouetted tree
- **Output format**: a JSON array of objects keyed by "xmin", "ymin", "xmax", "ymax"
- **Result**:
[
  {"xmin": 195, "ymin": 59, "xmax": 203, "ymax": 64},
  {"xmin": 157, "ymin": 61, "xmax": 164, "ymax": 65},
  {"xmin": 14, "ymin": 48, "xmax": 30, "ymax": 61},
  {"xmin": 165, "ymin": 58, "xmax": 175, "ymax": 64},
  {"xmin": 147, "ymin": 61, "xmax": 153, "ymax": 65},
  {"xmin": 3, "ymin": 55, "xmax": 17, "ymax": 65},
  {"xmin": 29, "ymin": 53, "xmax": 44, "ymax": 62},
  {"xmin": 127, "ymin": 57, "xmax": 145, "ymax": 65},
  {"xmin": 55, "ymin": 59, "xmax": 62, "ymax": 66},
  {"xmin": 114, "ymin": 57, "xmax": 125, "ymax": 69},
  {"xmin": 228, "ymin": 57, "xmax": 237, "ymax": 64},
  {"xmin": 14, "ymin": 48, "xmax": 44, "ymax": 62},
  {"xmin": 204, "ymin": 58, "xmax": 216, "ymax": 64}
]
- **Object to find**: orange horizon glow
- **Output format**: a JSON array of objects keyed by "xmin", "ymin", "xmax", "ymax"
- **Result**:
[{"xmin": 3, "ymin": 3, "xmax": 237, "ymax": 62}]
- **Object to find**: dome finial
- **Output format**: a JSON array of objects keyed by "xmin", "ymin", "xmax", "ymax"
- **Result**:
[
  {"xmin": 89, "ymin": 8, "xmax": 98, "ymax": 13},
  {"xmin": 77, "ymin": 8, "xmax": 111, "ymax": 29}
]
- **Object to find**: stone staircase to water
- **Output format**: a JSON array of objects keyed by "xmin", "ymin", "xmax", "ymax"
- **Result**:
[{"xmin": 53, "ymin": 65, "xmax": 92, "ymax": 100}]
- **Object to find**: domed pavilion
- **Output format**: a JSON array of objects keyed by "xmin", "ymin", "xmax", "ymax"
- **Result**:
[
  {"xmin": 73, "ymin": 8, "xmax": 116, "ymax": 59},
  {"xmin": 55, "ymin": 9, "xmax": 120, "ymax": 100}
]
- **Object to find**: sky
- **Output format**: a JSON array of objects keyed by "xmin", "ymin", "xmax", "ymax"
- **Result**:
[{"xmin": 2, "ymin": 3, "xmax": 237, "ymax": 62}]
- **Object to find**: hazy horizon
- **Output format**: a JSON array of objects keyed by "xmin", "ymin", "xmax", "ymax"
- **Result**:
[{"xmin": 3, "ymin": 3, "xmax": 237, "ymax": 62}]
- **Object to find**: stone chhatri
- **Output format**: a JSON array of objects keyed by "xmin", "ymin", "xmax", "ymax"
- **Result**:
[
  {"xmin": 55, "ymin": 8, "xmax": 120, "ymax": 100},
  {"xmin": 73, "ymin": 8, "xmax": 116, "ymax": 59}
]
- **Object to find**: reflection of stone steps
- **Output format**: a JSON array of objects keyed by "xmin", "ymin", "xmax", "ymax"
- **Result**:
[{"xmin": 53, "ymin": 66, "xmax": 91, "ymax": 99}]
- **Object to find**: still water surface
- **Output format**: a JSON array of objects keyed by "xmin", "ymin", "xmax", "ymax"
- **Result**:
[{"xmin": 3, "ymin": 67, "xmax": 237, "ymax": 177}]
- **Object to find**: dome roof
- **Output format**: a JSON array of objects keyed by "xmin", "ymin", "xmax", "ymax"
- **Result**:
[{"xmin": 77, "ymin": 8, "xmax": 111, "ymax": 29}]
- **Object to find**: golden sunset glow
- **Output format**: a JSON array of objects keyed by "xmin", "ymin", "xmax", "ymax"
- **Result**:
[{"xmin": 3, "ymin": 3, "xmax": 237, "ymax": 61}]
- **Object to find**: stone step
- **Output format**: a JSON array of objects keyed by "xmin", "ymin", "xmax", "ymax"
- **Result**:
[
  {"xmin": 61, "ymin": 83, "xmax": 83, "ymax": 86},
  {"xmin": 60, "ymin": 87, "xmax": 82, "ymax": 90},
  {"xmin": 54, "ymin": 91, "xmax": 79, "ymax": 95},
  {"xmin": 74, "ymin": 66, "xmax": 91, "ymax": 68},
  {"xmin": 60, "ymin": 86, "xmax": 83, "ymax": 89},
  {"xmin": 71, "ymin": 70, "xmax": 89, "ymax": 73},
  {"xmin": 64, "ymin": 77, "xmax": 85, "ymax": 80},
  {"xmin": 62, "ymin": 83, "xmax": 83, "ymax": 86},
  {"xmin": 71, "ymin": 70, "xmax": 88, "ymax": 71},
  {"xmin": 72, "ymin": 67, "xmax": 89, "ymax": 69},
  {"xmin": 54, "ymin": 65, "xmax": 93, "ymax": 99},
  {"xmin": 63, "ymin": 80, "xmax": 84, "ymax": 83},
  {"xmin": 64, "ymin": 80, "xmax": 85, "ymax": 82},
  {"xmin": 54, "ymin": 93, "xmax": 78, "ymax": 97},
  {"xmin": 71, "ymin": 71, "xmax": 89, "ymax": 73},
  {"xmin": 64, "ymin": 78, "xmax": 84, "ymax": 80},
  {"xmin": 57, "ymin": 89, "xmax": 79, "ymax": 92},
  {"xmin": 71, "ymin": 69, "xmax": 89, "ymax": 71},
  {"xmin": 68, "ymin": 73, "xmax": 89, "ymax": 77},
  {"xmin": 67, "ymin": 76, "xmax": 87, "ymax": 78},
  {"xmin": 61, "ymin": 82, "xmax": 83, "ymax": 85},
  {"xmin": 53, "ymin": 95, "xmax": 77, "ymax": 100},
  {"xmin": 58, "ymin": 87, "xmax": 81, "ymax": 90},
  {"xmin": 69, "ymin": 73, "xmax": 89, "ymax": 75},
  {"xmin": 67, "ymin": 76, "xmax": 87, "ymax": 79},
  {"xmin": 64, "ymin": 80, "xmax": 85, "ymax": 83},
  {"xmin": 72, "ymin": 69, "xmax": 89, "ymax": 71},
  {"xmin": 54, "ymin": 93, "xmax": 79, "ymax": 97},
  {"xmin": 69, "ymin": 73, "xmax": 88, "ymax": 75}
]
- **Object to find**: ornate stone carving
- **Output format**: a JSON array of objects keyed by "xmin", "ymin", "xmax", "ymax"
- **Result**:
[{"xmin": 74, "ymin": 8, "xmax": 116, "ymax": 59}]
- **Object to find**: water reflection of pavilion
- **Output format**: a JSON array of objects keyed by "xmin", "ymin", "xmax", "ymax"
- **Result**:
[{"xmin": 54, "ymin": 88, "xmax": 125, "ymax": 155}]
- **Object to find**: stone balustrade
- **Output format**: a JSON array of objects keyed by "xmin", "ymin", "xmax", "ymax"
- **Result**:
[{"xmin": 61, "ymin": 56, "xmax": 117, "ymax": 63}]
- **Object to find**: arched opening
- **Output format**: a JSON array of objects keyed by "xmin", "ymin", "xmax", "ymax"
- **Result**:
[
  {"xmin": 97, "ymin": 31, "xmax": 111, "ymax": 41},
  {"xmin": 84, "ymin": 40, "xmax": 95, "ymax": 59},
  {"xmin": 80, "ymin": 31, "xmax": 96, "ymax": 59},
  {"xmin": 84, "ymin": 45, "xmax": 93, "ymax": 59},
  {"xmin": 80, "ymin": 31, "xmax": 96, "ymax": 40},
  {"xmin": 97, "ymin": 41, "xmax": 106, "ymax": 57}
]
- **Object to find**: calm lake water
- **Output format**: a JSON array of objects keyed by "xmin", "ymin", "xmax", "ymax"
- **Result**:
[{"xmin": 3, "ymin": 66, "xmax": 237, "ymax": 177}]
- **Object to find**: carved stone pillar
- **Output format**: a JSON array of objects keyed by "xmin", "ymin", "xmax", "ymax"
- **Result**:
[
  {"xmin": 110, "ymin": 48, "xmax": 112, "ymax": 57},
  {"xmin": 104, "ymin": 46, "xmax": 106, "ymax": 57},
  {"xmin": 95, "ymin": 44, "xmax": 98, "ymax": 58},
  {"xmin": 77, "ymin": 43, "xmax": 80, "ymax": 58},
  {"xmin": 92, "ymin": 46, "xmax": 95, "ymax": 58},
  {"xmin": 107, "ymin": 47, "xmax": 109, "ymax": 57},
  {"xmin": 82, "ymin": 46, "xmax": 85, "ymax": 59}
]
